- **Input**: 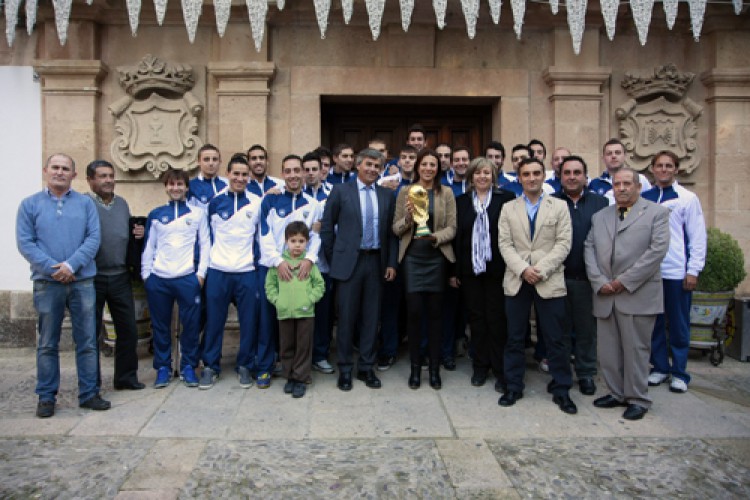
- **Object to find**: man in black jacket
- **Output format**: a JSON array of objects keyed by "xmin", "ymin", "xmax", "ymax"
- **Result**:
[{"xmin": 552, "ymin": 156, "xmax": 608, "ymax": 396}]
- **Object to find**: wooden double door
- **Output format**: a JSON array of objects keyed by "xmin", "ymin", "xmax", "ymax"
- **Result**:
[{"xmin": 321, "ymin": 100, "xmax": 492, "ymax": 157}]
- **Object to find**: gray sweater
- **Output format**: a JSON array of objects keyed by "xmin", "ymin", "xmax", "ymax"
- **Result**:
[{"xmin": 88, "ymin": 193, "xmax": 131, "ymax": 276}]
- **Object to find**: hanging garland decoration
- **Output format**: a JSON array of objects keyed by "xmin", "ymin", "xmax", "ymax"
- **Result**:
[{"xmin": 3, "ymin": 0, "xmax": 743, "ymax": 54}]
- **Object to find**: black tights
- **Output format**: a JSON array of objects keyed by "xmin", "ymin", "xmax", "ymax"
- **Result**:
[{"xmin": 406, "ymin": 292, "xmax": 443, "ymax": 367}]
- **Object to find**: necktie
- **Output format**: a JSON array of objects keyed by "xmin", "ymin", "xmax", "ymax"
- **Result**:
[
  {"xmin": 363, "ymin": 186, "xmax": 375, "ymax": 248},
  {"xmin": 618, "ymin": 207, "xmax": 627, "ymax": 221}
]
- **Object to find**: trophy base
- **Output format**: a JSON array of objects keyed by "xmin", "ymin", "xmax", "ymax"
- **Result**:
[{"xmin": 415, "ymin": 225, "xmax": 431, "ymax": 238}]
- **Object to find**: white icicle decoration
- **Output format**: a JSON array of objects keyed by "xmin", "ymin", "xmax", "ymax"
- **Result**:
[
  {"xmin": 549, "ymin": 0, "xmax": 559, "ymax": 15},
  {"xmin": 5, "ymin": 0, "xmax": 20, "ymax": 47},
  {"xmin": 51, "ymin": 0, "xmax": 73, "ymax": 45},
  {"xmin": 488, "ymin": 0, "xmax": 501, "ymax": 24},
  {"xmin": 663, "ymin": 0, "xmax": 678, "ymax": 30},
  {"xmin": 246, "ymin": 0, "xmax": 268, "ymax": 51},
  {"xmin": 510, "ymin": 0, "xmax": 526, "ymax": 39},
  {"xmin": 600, "ymin": 0, "xmax": 619, "ymax": 40},
  {"xmin": 214, "ymin": 0, "xmax": 232, "ymax": 37},
  {"xmin": 566, "ymin": 0, "xmax": 587, "ymax": 55},
  {"xmin": 433, "ymin": 0, "xmax": 447, "ymax": 30},
  {"xmin": 126, "ymin": 0, "xmax": 142, "ymax": 36},
  {"xmin": 365, "ymin": 0, "xmax": 386, "ymax": 40},
  {"xmin": 342, "ymin": 0, "xmax": 353, "ymax": 24},
  {"xmin": 399, "ymin": 0, "xmax": 415, "ymax": 32},
  {"xmin": 733, "ymin": 0, "xmax": 743, "ymax": 15},
  {"xmin": 182, "ymin": 0, "xmax": 203, "ymax": 43},
  {"xmin": 314, "ymin": 0, "xmax": 332, "ymax": 38},
  {"xmin": 154, "ymin": 0, "xmax": 169, "ymax": 26},
  {"xmin": 277, "ymin": 0, "xmax": 286, "ymax": 10},
  {"xmin": 460, "ymin": 0, "xmax": 480, "ymax": 39},
  {"xmin": 688, "ymin": 0, "xmax": 707, "ymax": 41},
  {"xmin": 630, "ymin": 0, "xmax": 654, "ymax": 46},
  {"xmin": 25, "ymin": 0, "xmax": 38, "ymax": 35}
]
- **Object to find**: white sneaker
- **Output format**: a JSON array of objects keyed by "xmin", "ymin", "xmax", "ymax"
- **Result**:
[
  {"xmin": 538, "ymin": 359, "xmax": 549, "ymax": 373},
  {"xmin": 669, "ymin": 378, "xmax": 688, "ymax": 393},
  {"xmin": 648, "ymin": 372, "xmax": 669, "ymax": 386}
]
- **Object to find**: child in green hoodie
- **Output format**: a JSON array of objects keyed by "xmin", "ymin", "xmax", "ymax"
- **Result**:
[{"xmin": 265, "ymin": 221, "xmax": 325, "ymax": 398}]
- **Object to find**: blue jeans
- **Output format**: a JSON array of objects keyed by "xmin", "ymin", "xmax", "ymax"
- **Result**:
[{"xmin": 33, "ymin": 279, "xmax": 99, "ymax": 404}]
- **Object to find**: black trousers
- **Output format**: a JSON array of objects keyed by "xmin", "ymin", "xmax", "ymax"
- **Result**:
[
  {"xmin": 335, "ymin": 252, "xmax": 382, "ymax": 373},
  {"xmin": 94, "ymin": 272, "xmax": 140, "ymax": 386},
  {"xmin": 462, "ymin": 272, "xmax": 507, "ymax": 379},
  {"xmin": 406, "ymin": 292, "xmax": 442, "ymax": 366},
  {"xmin": 504, "ymin": 282, "xmax": 571, "ymax": 396}
]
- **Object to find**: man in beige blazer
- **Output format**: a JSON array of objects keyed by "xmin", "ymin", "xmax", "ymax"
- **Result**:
[
  {"xmin": 498, "ymin": 158, "xmax": 576, "ymax": 414},
  {"xmin": 584, "ymin": 167, "xmax": 669, "ymax": 421}
]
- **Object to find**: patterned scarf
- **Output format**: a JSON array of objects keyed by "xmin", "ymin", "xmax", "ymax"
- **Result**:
[{"xmin": 471, "ymin": 190, "xmax": 493, "ymax": 275}]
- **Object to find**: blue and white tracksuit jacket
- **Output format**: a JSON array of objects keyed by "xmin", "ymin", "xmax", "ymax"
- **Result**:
[
  {"xmin": 207, "ymin": 190, "xmax": 262, "ymax": 272},
  {"xmin": 642, "ymin": 182, "xmax": 706, "ymax": 280},
  {"xmin": 188, "ymin": 174, "xmax": 228, "ymax": 209},
  {"xmin": 259, "ymin": 190, "xmax": 322, "ymax": 269},
  {"xmin": 247, "ymin": 175, "xmax": 281, "ymax": 198},
  {"xmin": 142, "ymin": 201, "xmax": 209, "ymax": 280}
]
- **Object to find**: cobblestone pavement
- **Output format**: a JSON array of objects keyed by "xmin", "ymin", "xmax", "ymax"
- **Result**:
[{"xmin": 0, "ymin": 346, "xmax": 748, "ymax": 498}]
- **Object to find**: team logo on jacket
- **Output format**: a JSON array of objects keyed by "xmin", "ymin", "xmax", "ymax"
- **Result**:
[
  {"xmin": 278, "ymin": 209, "xmax": 286, "ymax": 217},
  {"xmin": 161, "ymin": 216, "xmax": 169, "ymax": 224},
  {"xmin": 201, "ymin": 195, "xmax": 208, "ymax": 203},
  {"xmin": 221, "ymin": 211, "xmax": 230, "ymax": 220}
]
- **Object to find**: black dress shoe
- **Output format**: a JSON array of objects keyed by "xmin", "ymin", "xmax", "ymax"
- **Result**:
[
  {"xmin": 36, "ymin": 400, "xmax": 55, "ymax": 418},
  {"xmin": 79, "ymin": 394, "xmax": 111, "ymax": 411},
  {"xmin": 114, "ymin": 380, "xmax": 146, "ymax": 390},
  {"xmin": 356, "ymin": 370, "xmax": 382, "ymax": 389},
  {"xmin": 408, "ymin": 364, "xmax": 421, "ymax": 389},
  {"xmin": 442, "ymin": 358, "xmax": 457, "ymax": 371},
  {"xmin": 498, "ymin": 391, "xmax": 523, "ymax": 407},
  {"xmin": 337, "ymin": 372, "xmax": 353, "ymax": 391},
  {"xmin": 471, "ymin": 369, "xmax": 487, "ymax": 387},
  {"xmin": 623, "ymin": 404, "xmax": 648, "ymax": 420},
  {"xmin": 553, "ymin": 394, "xmax": 578, "ymax": 414},
  {"xmin": 429, "ymin": 368, "xmax": 442, "ymax": 390},
  {"xmin": 579, "ymin": 378, "xmax": 596, "ymax": 396},
  {"xmin": 593, "ymin": 394, "xmax": 627, "ymax": 408}
]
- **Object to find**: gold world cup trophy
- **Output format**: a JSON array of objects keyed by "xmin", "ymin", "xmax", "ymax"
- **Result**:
[{"xmin": 408, "ymin": 185, "xmax": 431, "ymax": 237}]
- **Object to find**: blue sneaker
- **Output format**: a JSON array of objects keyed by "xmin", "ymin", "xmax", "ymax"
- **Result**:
[
  {"xmin": 257, "ymin": 372, "xmax": 271, "ymax": 389},
  {"xmin": 180, "ymin": 366, "xmax": 199, "ymax": 387},
  {"xmin": 154, "ymin": 366, "xmax": 171, "ymax": 388}
]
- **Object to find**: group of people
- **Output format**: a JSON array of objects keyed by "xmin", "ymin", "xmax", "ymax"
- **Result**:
[{"xmin": 16, "ymin": 124, "xmax": 706, "ymax": 422}]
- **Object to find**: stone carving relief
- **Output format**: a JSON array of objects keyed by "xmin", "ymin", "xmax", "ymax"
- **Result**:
[
  {"xmin": 109, "ymin": 55, "xmax": 203, "ymax": 177},
  {"xmin": 616, "ymin": 64, "xmax": 702, "ymax": 174}
]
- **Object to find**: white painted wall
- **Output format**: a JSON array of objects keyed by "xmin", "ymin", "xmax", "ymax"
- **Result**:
[{"xmin": 1, "ymin": 67, "xmax": 42, "ymax": 291}]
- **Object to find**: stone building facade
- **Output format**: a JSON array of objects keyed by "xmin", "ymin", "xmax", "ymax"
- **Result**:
[{"xmin": 1, "ymin": 1, "xmax": 749, "ymax": 344}]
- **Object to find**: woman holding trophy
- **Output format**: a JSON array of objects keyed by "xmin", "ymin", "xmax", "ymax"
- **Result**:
[{"xmin": 393, "ymin": 149, "xmax": 457, "ymax": 390}]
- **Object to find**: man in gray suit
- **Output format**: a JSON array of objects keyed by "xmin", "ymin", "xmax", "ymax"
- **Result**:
[
  {"xmin": 584, "ymin": 167, "xmax": 670, "ymax": 420},
  {"xmin": 321, "ymin": 148, "xmax": 398, "ymax": 391}
]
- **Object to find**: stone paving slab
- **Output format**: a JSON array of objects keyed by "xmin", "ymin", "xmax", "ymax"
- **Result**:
[
  {"xmin": 0, "ymin": 436, "xmax": 152, "ymax": 499},
  {"xmin": 486, "ymin": 437, "xmax": 750, "ymax": 499},
  {"xmin": 181, "ymin": 439, "xmax": 454, "ymax": 498}
]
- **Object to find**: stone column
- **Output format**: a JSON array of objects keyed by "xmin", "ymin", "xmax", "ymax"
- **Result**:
[
  {"xmin": 206, "ymin": 62, "xmax": 275, "ymax": 159},
  {"xmin": 33, "ymin": 59, "xmax": 107, "ymax": 191},
  {"xmin": 701, "ymin": 68, "xmax": 750, "ymax": 294},
  {"xmin": 543, "ymin": 28, "xmax": 610, "ymax": 174},
  {"xmin": 543, "ymin": 67, "xmax": 611, "ymax": 174}
]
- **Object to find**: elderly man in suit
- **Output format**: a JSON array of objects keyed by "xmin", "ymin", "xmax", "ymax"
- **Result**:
[
  {"xmin": 584, "ymin": 167, "xmax": 670, "ymax": 421},
  {"xmin": 498, "ymin": 157, "xmax": 576, "ymax": 414},
  {"xmin": 321, "ymin": 148, "xmax": 398, "ymax": 391}
]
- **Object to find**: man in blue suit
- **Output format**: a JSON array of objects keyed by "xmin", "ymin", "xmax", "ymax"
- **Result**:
[{"xmin": 321, "ymin": 148, "xmax": 398, "ymax": 391}]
